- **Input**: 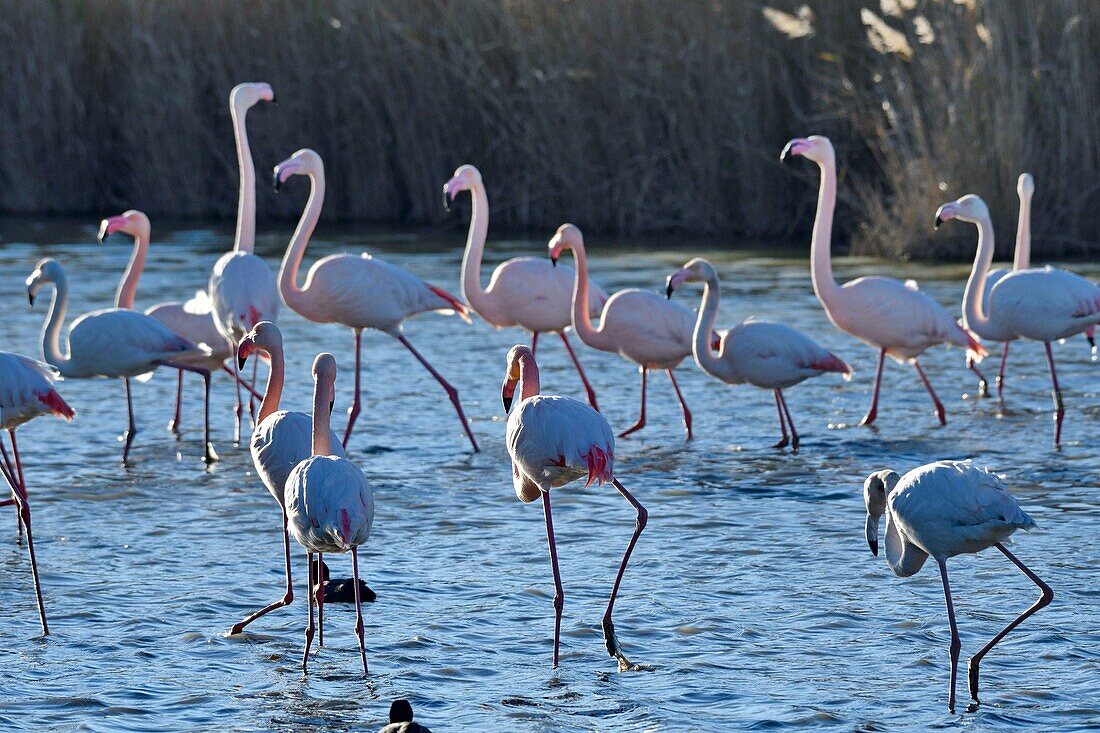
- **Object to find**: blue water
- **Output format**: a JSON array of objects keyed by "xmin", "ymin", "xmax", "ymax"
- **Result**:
[{"xmin": 1, "ymin": 218, "xmax": 1098, "ymax": 731}]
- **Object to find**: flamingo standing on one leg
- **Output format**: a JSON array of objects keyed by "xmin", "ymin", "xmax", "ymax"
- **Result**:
[
  {"xmin": 549, "ymin": 224, "xmax": 697, "ymax": 439},
  {"xmin": 26, "ymin": 258, "xmax": 217, "ymax": 464},
  {"xmin": 665, "ymin": 258, "xmax": 851, "ymax": 449},
  {"xmin": 208, "ymin": 82, "xmax": 279, "ymax": 443},
  {"xmin": 97, "ymin": 211, "xmax": 260, "ymax": 435},
  {"xmin": 863, "ymin": 460, "xmax": 1053, "ymax": 710},
  {"xmin": 273, "ymin": 149, "xmax": 479, "ymax": 451},
  {"xmin": 288, "ymin": 353, "xmax": 374, "ymax": 675},
  {"xmin": 781, "ymin": 136, "xmax": 985, "ymax": 427},
  {"xmin": 0, "ymin": 351, "xmax": 74, "ymax": 635},
  {"xmin": 229, "ymin": 321, "xmax": 346, "ymax": 637},
  {"xmin": 935, "ymin": 194, "xmax": 1100, "ymax": 447},
  {"xmin": 442, "ymin": 164, "xmax": 608, "ymax": 409},
  {"xmin": 502, "ymin": 344, "xmax": 648, "ymax": 671}
]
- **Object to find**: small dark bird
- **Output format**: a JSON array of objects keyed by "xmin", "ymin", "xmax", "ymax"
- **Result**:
[
  {"xmin": 380, "ymin": 699, "xmax": 432, "ymax": 733},
  {"xmin": 320, "ymin": 560, "xmax": 377, "ymax": 603}
]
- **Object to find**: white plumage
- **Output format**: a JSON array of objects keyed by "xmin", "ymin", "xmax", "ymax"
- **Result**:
[
  {"xmin": 209, "ymin": 251, "xmax": 280, "ymax": 344},
  {"xmin": 146, "ymin": 290, "xmax": 232, "ymax": 370},
  {"xmin": 287, "ymin": 455, "xmax": 374, "ymax": 553}
]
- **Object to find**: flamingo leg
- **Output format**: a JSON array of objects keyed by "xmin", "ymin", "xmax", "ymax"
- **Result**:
[
  {"xmin": 229, "ymin": 508, "xmax": 294, "ymax": 634},
  {"xmin": 10, "ymin": 430, "xmax": 25, "ymax": 544},
  {"xmin": 396, "ymin": 334, "xmax": 480, "ymax": 452},
  {"xmin": 604, "ymin": 479, "xmax": 648, "ymax": 672},
  {"xmin": 540, "ymin": 490, "xmax": 565, "ymax": 667},
  {"xmin": 937, "ymin": 559, "xmax": 961, "ymax": 712},
  {"xmin": 158, "ymin": 363, "xmax": 217, "ymax": 463},
  {"xmin": 343, "ymin": 330, "xmax": 363, "ymax": 449},
  {"xmin": 316, "ymin": 552, "xmax": 325, "ymax": 646},
  {"xmin": 0, "ymin": 444, "xmax": 20, "ymax": 543},
  {"xmin": 232, "ymin": 357, "xmax": 244, "ymax": 445},
  {"xmin": 530, "ymin": 331, "xmax": 539, "ymax": 357},
  {"xmin": 967, "ymin": 543, "xmax": 1053, "ymax": 704},
  {"xmin": 913, "ymin": 359, "xmax": 946, "ymax": 426},
  {"xmin": 777, "ymin": 389, "xmax": 800, "ymax": 450},
  {"xmin": 351, "ymin": 547, "xmax": 368, "ymax": 675},
  {"xmin": 666, "ymin": 370, "xmax": 693, "ymax": 439},
  {"xmin": 302, "ymin": 552, "xmax": 316, "ymax": 673},
  {"xmin": 559, "ymin": 332, "xmax": 600, "ymax": 411},
  {"xmin": 122, "ymin": 377, "xmax": 138, "ymax": 464},
  {"xmin": 967, "ymin": 357, "xmax": 990, "ymax": 399},
  {"xmin": 0, "ymin": 438, "xmax": 47, "ymax": 636},
  {"xmin": 168, "ymin": 370, "xmax": 184, "ymax": 437},
  {"xmin": 1043, "ymin": 342, "xmax": 1064, "ymax": 447},
  {"xmin": 996, "ymin": 342, "xmax": 1011, "ymax": 401},
  {"xmin": 859, "ymin": 349, "xmax": 886, "ymax": 426},
  {"xmin": 771, "ymin": 389, "xmax": 790, "ymax": 449},
  {"xmin": 618, "ymin": 368, "xmax": 647, "ymax": 438}
]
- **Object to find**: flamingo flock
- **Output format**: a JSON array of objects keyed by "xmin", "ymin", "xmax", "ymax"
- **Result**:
[{"xmin": 3, "ymin": 80, "xmax": 1085, "ymax": 716}]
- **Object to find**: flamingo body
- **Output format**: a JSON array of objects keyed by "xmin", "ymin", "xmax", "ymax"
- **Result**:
[
  {"xmin": 478, "ymin": 257, "xmax": 606, "ymax": 332},
  {"xmin": 0, "ymin": 352, "xmax": 74, "ymax": 429},
  {"xmin": 594, "ymin": 289, "xmax": 695, "ymax": 369},
  {"xmin": 60, "ymin": 308, "xmax": 200, "ymax": 379},
  {"xmin": 145, "ymin": 291, "xmax": 232, "ymax": 370},
  {"xmin": 987, "ymin": 267, "xmax": 1100, "ymax": 343},
  {"xmin": 210, "ymin": 251, "xmax": 280, "ymax": 343},
  {"xmin": 714, "ymin": 319, "xmax": 849, "ymax": 388},
  {"xmin": 253, "ymin": 411, "xmax": 346, "ymax": 504},
  {"xmin": 287, "ymin": 455, "xmax": 374, "ymax": 554}
]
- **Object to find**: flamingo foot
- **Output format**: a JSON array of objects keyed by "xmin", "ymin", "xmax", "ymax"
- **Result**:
[
  {"xmin": 203, "ymin": 442, "xmax": 219, "ymax": 464},
  {"xmin": 617, "ymin": 420, "xmax": 645, "ymax": 439},
  {"xmin": 771, "ymin": 436, "xmax": 790, "ymax": 449},
  {"xmin": 858, "ymin": 409, "xmax": 877, "ymax": 427},
  {"xmin": 967, "ymin": 658, "xmax": 981, "ymax": 704},
  {"xmin": 602, "ymin": 617, "xmax": 639, "ymax": 672},
  {"xmin": 167, "ymin": 419, "xmax": 182, "ymax": 439}
]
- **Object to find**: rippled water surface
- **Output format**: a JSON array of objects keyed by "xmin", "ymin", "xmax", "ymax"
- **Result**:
[{"xmin": 1, "ymin": 218, "xmax": 1098, "ymax": 731}]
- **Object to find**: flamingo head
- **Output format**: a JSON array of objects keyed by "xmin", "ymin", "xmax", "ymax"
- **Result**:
[
  {"xmin": 547, "ymin": 223, "xmax": 583, "ymax": 267},
  {"xmin": 780, "ymin": 135, "xmax": 834, "ymax": 165},
  {"xmin": 665, "ymin": 257, "xmax": 718, "ymax": 299},
  {"xmin": 934, "ymin": 194, "xmax": 988, "ymax": 230},
  {"xmin": 273, "ymin": 149, "xmax": 322, "ymax": 192},
  {"xmin": 312, "ymin": 352, "xmax": 338, "ymax": 415},
  {"xmin": 1017, "ymin": 172, "xmax": 1034, "ymax": 200},
  {"xmin": 97, "ymin": 210, "xmax": 150, "ymax": 244},
  {"xmin": 862, "ymin": 469, "xmax": 900, "ymax": 556},
  {"xmin": 237, "ymin": 321, "xmax": 281, "ymax": 371},
  {"xmin": 25, "ymin": 258, "xmax": 64, "ymax": 307},
  {"xmin": 442, "ymin": 164, "xmax": 482, "ymax": 212},
  {"xmin": 230, "ymin": 82, "xmax": 276, "ymax": 111},
  {"xmin": 501, "ymin": 344, "xmax": 534, "ymax": 413}
]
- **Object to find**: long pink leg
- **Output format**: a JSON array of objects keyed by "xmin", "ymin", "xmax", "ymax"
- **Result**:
[
  {"xmin": 937, "ymin": 559, "xmax": 961, "ymax": 712},
  {"xmin": 541, "ymin": 490, "xmax": 564, "ymax": 667},
  {"xmin": 967, "ymin": 543, "xmax": 1053, "ymax": 703},
  {"xmin": 343, "ymin": 330, "xmax": 363, "ymax": 448},
  {"xmin": 158, "ymin": 363, "xmax": 217, "ymax": 463},
  {"xmin": 229, "ymin": 508, "xmax": 294, "ymax": 634},
  {"xmin": 996, "ymin": 342, "xmax": 1011, "ymax": 402},
  {"xmin": 967, "ymin": 357, "xmax": 990, "ymax": 398},
  {"xmin": 122, "ymin": 377, "xmax": 138, "ymax": 464},
  {"xmin": 913, "ymin": 359, "xmax": 946, "ymax": 426},
  {"xmin": 619, "ymin": 368, "xmax": 647, "ymax": 438},
  {"xmin": 1, "ymin": 438, "xmax": 47, "ymax": 635},
  {"xmin": 777, "ymin": 389, "xmax": 800, "ymax": 450},
  {"xmin": 316, "ymin": 552, "xmax": 325, "ymax": 646},
  {"xmin": 667, "ymin": 370, "xmax": 693, "ymax": 439},
  {"xmin": 168, "ymin": 370, "xmax": 184, "ymax": 437},
  {"xmin": 771, "ymin": 389, "xmax": 790, "ymax": 449},
  {"xmin": 303, "ymin": 552, "xmax": 316, "ymax": 673},
  {"xmin": 604, "ymin": 479, "xmax": 648, "ymax": 671},
  {"xmin": 860, "ymin": 349, "xmax": 886, "ymax": 426},
  {"xmin": 560, "ymin": 332, "xmax": 599, "ymax": 411},
  {"xmin": 1, "ymin": 442, "xmax": 20, "ymax": 544},
  {"xmin": 396, "ymin": 334, "xmax": 480, "ymax": 452},
  {"xmin": 351, "ymin": 547, "xmax": 368, "ymax": 675},
  {"xmin": 1043, "ymin": 342, "xmax": 1064, "ymax": 447},
  {"xmin": 530, "ymin": 331, "xmax": 539, "ymax": 357},
  {"xmin": 10, "ymin": 430, "xmax": 25, "ymax": 543}
]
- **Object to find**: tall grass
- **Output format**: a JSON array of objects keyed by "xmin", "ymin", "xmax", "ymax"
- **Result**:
[{"xmin": 0, "ymin": 1, "xmax": 1097, "ymax": 259}]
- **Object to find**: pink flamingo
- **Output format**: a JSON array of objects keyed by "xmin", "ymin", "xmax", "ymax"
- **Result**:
[
  {"xmin": 26, "ymin": 258, "xmax": 216, "ymax": 464},
  {"xmin": 443, "ymin": 164, "xmax": 608, "ymax": 409},
  {"xmin": 549, "ymin": 224, "xmax": 697, "ymax": 439},
  {"xmin": 665, "ymin": 258, "xmax": 851, "ymax": 449},
  {"xmin": 936, "ymin": 194, "xmax": 1100, "ymax": 446},
  {"xmin": 274, "ymin": 148, "xmax": 479, "ymax": 451},
  {"xmin": 288, "ymin": 353, "xmax": 374, "ymax": 675},
  {"xmin": 98, "ymin": 211, "xmax": 261, "ymax": 435},
  {"xmin": 502, "ymin": 344, "xmax": 647, "ymax": 671},
  {"xmin": 781, "ymin": 136, "xmax": 985, "ymax": 427},
  {"xmin": 208, "ymin": 82, "xmax": 280, "ymax": 442},
  {"xmin": 0, "ymin": 351, "xmax": 74, "ymax": 635},
  {"xmin": 229, "ymin": 321, "xmax": 345, "ymax": 637}
]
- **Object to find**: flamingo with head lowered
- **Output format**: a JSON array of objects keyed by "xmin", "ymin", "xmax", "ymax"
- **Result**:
[
  {"xmin": 781, "ymin": 135, "xmax": 985, "ymax": 427},
  {"xmin": 26, "ymin": 258, "xmax": 216, "ymax": 464},
  {"xmin": 442, "ymin": 164, "xmax": 608, "ymax": 409},
  {"xmin": 665, "ymin": 258, "xmax": 851, "ymax": 449},
  {"xmin": 208, "ymin": 82, "xmax": 280, "ymax": 442},
  {"xmin": 935, "ymin": 194, "xmax": 1100, "ymax": 447},
  {"xmin": 549, "ymin": 224, "xmax": 699, "ymax": 439},
  {"xmin": 274, "ymin": 148, "xmax": 479, "ymax": 452}
]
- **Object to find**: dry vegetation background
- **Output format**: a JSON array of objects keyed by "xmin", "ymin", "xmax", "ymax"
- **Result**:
[{"xmin": 0, "ymin": 0, "xmax": 1097, "ymax": 259}]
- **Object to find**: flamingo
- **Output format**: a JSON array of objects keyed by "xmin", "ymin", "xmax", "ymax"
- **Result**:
[
  {"xmin": 274, "ymin": 148, "xmax": 479, "ymax": 451},
  {"xmin": 287, "ymin": 353, "xmax": 374, "ymax": 675},
  {"xmin": 863, "ymin": 460, "xmax": 1052, "ymax": 710},
  {"xmin": 781, "ymin": 136, "xmax": 985, "ymax": 427},
  {"xmin": 0, "ymin": 351, "xmax": 74, "ymax": 635},
  {"xmin": 97, "ymin": 211, "xmax": 261, "ymax": 435},
  {"xmin": 26, "ymin": 258, "xmax": 216, "ymax": 464},
  {"xmin": 665, "ymin": 257, "xmax": 851, "ymax": 449},
  {"xmin": 380, "ymin": 700, "xmax": 432, "ymax": 733},
  {"xmin": 549, "ymin": 224, "xmax": 697, "ymax": 439},
  {"xmin": 442, "ymin": 164, "xmax": 608, "ymax": 409},
  {"xmin": 935, "ymin": 194, "xmax": 1100, "ymax": 446},
  {"xmin": 208, "ymin": 81, "xmax": 280, "ymax": 442},
  {"xmin": 502, "ymin": 344, "xmax": 647, "ymax": 671},
  {"xmin": 229, "ymin": 321, "xmax": 346, "ymax": 637}
]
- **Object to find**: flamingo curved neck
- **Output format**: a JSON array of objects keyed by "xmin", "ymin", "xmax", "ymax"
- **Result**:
[
  {"xmin": 962, "ymin": 214, "xmax": 995, "ymax": 332},
  {"xmin": 884, "ymin": 513, "xmax": 928, "ymax": 577},
  {"xmin": 565, "ymin": 243, "xmax": 615, "ymax": 352},
  {"xmin": 278, "ymin": 171, "xmax": 325, "ymax": 320},
  {"xmin": 40, "ymin": 277, "xmax": 72, "ymax": 374},
  {"xmin": 691, "ymin": 276, "xmax": 735, "ymax": 380},
  {"xmin": 115, "ymin": 229, "xmax": 149, "ymax": 309},
  {"xmin": 257, "ymin": 343, "xmax": 285, "ymax": 424},
  {"xmin": 518, "ymin": 353, "xmax": 541, "ymax": 400},
  {"xmin": 810, "ymin": 157, "xmax": 842, "ymax": 307},
  {"xmin": 1014, "ymin": 193, "xmax": 1032, "ymax": 271},
  {"xmin": 459, "ymin": 179, "xmax": 493, "ymax": 317},
  {"xmin": 311, "ymin": 383, "xmax": 333, "ymax": 456},
  {"xmin": 231, "ymin": 103, "xmax": 257, "ymax": 254}
]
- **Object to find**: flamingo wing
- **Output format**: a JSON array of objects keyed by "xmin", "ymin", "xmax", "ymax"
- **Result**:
[
  {"xmin": 251, "ymin": 410, "xmax": 346, "ymax": 504},
  {"xmin": 723, "ymin": 319, "xmax": 850, "ymax": 388},
  {"xmin": 286, "ymin": 455, "xmax": 374, "ymax": 553},
  {"xmin": 0, "ymin": 351, "xmax": 73, "ymax": 426},
  {"xmin": 506, "ymin": 395, "xmax": 614, "ymax": 496},
  {"xmin": 209, "ymin": 251, "xmax": 280, "ymax": 340},
  {"xmin": 991, "ymin": 268, "xmax": 1100, "ymax": 341}
]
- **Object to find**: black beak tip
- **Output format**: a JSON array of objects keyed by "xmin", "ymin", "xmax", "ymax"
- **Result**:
[
  {"xmin": 550, "ymin": 257, "xmax": 558, "ymax": 268},
  {"xmin": 869, "ymin": 541, "xmax": 879, "ymax": 557},
  {"xmin": 329, "ymin": 399, "xmax": 335, "ymax": 413},
  {"xmin": 442, "ymin": 190, "xmax": 451, "ymax": 213},
  {"xmin": 273, "ymin": 172, "xmax": 282, "ymax": 193},
  {"xmin": 502, "ymin": 395, "xmax": 513, "ymax": 413},
  {"xmin": 237, "ymin": 354, "xmax": 247, "ymax": 371},
  {"xmin": 665, "ymin": 283, "xmax": 674, "ymax": 299},
  {"xmin": 934, "ymin": 216, "xmax": 943, "ymax": 230},
  {"xmin": 27, "ymin": 293, "xmax": 35, "ymax": 307}
]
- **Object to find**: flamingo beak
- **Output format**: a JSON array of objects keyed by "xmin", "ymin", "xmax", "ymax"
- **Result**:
[
  {"xmin": 236, "ymin": 340, "xmax": 252, "ymax": 371},
  {"xmin": 501, "ymin": 379, "xmax": 516, "ymax": 413},
  {"xmin": 273, "ymin": 168, "xmax": 283, "ymax": 193},
  {"xmin": 442, "ymin": 185, "xmax": 452, "ymax": 213},
  {"xmin": 28, "ymin": 291, "xmax": 35, "ymax": 307},
  {"xmin": 270, "ymin": 92, "xmax": 278, "ymax": 105},
  {"xmin": 550, "ymin": 256, "xmax": 558, "ymax": 267},
  {"xmin": 97, "ymin": 219, "xmax": 110, "ymax": 244},
  {"xmin": 665, "ymin": 276, "xmax": 675, "ymax": 299},
  {"xmin": 865, "ymin": 514, "xmax": 879, "ymax": 556}
]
